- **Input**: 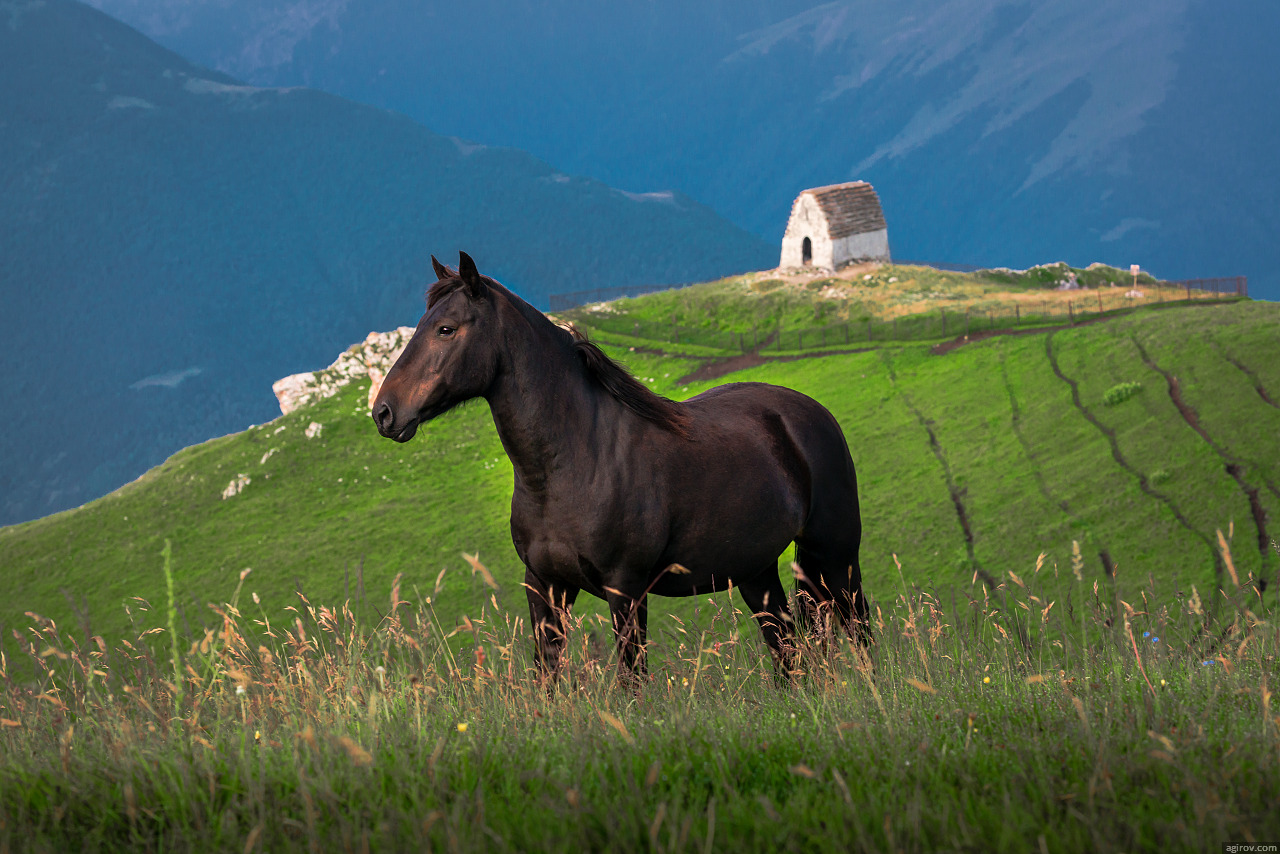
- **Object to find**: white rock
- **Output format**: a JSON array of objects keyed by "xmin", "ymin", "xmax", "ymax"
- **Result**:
[
  {"xmin": 305, "ymin": 422, "xmax": 323, "ymax": 439},
  {"xmin": 221, "ymin": 474, "xmax": 251, "ymax": 499},
  {"xmin": 272, "ymin": 326, "xmax": 416, "ymax": 415}
]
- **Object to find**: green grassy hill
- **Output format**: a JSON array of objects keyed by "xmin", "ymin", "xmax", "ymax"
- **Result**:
[{"xmin": 2, "ymin": 278, "xmax": 1275, "ymax": 659}]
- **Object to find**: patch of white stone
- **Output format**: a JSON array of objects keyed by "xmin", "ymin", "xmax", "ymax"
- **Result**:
[
  {"xmin": 272, "ymin": 327, "xmax": 415, "ymax": 415},
  {"xmin": 221, "ymin": 473, "xmax": 251, "ymax": 500}
]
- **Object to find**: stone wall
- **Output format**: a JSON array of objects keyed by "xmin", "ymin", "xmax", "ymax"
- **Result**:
[{"xmin": 832, "ymin": 228, "xmax": 891, "ymax": 267}]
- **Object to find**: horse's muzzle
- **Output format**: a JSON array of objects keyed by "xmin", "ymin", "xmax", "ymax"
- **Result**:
[{"xmin": 372, "ymin": 401, "xmax": 419, "ymax": 443}]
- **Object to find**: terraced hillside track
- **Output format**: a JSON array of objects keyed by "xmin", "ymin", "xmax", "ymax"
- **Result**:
[
  {"xmin": 1132, "ymin": 336, "xmax": 1275, "ymax": 568},
  {"xmin": 1213, "ymin": 341, "xmax": 1279, "ymax": 409},
  {"xmin": 1044, "ymin": 330, "xmax": 1223, "ymax": 582},
  {"xmin": 878, "ymin": 350, "xmax": 980, "ymax": 580}
]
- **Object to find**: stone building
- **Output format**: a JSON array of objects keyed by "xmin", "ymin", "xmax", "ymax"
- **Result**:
[{"xmin": 779, "ymin": 181, "xmax": 890, "ymax": 270}]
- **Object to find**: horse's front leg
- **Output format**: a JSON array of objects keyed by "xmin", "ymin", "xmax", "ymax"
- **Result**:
[
  {"xmin": 524, "ymin": 569, "xmax": 578, "ymax": 680},
  {"xmin": 605, "ymin": 585, "xmax": 649, "ymax": 679}
]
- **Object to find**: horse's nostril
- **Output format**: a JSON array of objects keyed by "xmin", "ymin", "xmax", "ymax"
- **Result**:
[{"xmin": 373, "ymin": 401, "xmax": 393, "ymax": 432}]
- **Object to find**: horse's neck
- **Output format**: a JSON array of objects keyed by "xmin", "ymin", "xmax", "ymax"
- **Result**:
[{"xmin": 484, "ymin": 314, "xmax": 605, "ymax": 494}]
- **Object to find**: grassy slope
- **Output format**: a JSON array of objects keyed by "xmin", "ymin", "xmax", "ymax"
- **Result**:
[{"xmin": 2, "ymin": 293, "xmax": 1276, "ymax": 656}]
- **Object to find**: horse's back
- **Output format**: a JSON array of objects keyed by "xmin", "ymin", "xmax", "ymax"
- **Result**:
[
  {"xmin": 684, "ymin": 382, "xmax": 851, "ymax": 463},
  {"xmin": 681, "ymin": 380, "xmax": 857, "ymax": 511},
  {"xmin": 684, "ymin": 380, "xmax": 832, "ymax": 415}
]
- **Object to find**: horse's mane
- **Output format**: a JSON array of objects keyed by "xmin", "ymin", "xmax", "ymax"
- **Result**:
[
  {"xmin": 426, "ymin": 271, "xmax": 467, "ymax": 310},
  {"xmin": 426, "ymin": 266, "xmax": 689, "ymax": 438},
  {"xmin": 567, "ymin": 326, "xmax": 691, "ymax": 439}
]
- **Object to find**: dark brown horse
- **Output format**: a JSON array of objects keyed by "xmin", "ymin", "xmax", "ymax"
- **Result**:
[{"xmin": 372, "ymin": 252, "xmax": 869, "ymax": 677}]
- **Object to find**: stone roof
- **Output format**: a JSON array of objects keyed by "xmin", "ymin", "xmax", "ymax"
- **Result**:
[{"xmin": 801, "ymin": 181, "xmax": 886, "ymax": 239}]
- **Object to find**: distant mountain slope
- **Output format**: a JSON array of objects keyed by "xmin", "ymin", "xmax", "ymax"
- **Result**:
[
  {"xmin": 87, "ymin": 0, "xmax": 1280, "ymax": 299},
  {"xmin": 0, "ymin": 0, "xmax": 773, "ymax": 525}
]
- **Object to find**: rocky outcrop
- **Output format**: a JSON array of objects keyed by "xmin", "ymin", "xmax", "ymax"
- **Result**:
[{"xmin": 272, "ymin": 327, "xmax": 416, "ymax": 415}]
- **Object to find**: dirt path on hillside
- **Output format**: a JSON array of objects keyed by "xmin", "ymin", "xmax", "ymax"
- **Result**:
[
  {"xmin": 676, "ymin": 348, "xmax": 877, "ymax": 384},
  {"xmin": 927, "ymin": 314, "xmax": 1114, "ymax": 355},
  {"xmin": 659, "ymin": 298, "xmax": 1242, "ymax": 385}
]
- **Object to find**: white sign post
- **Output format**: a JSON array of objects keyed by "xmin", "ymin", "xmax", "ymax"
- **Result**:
[{"xmin": 1130, "ymin": 264, "xmax": 1140, "ymax": 290}]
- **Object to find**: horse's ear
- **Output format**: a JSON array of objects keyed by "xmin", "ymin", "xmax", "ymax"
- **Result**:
[
  {"xmin": 458, "ymin": 251, "xmax": 485, "ymax": 299},
  {"xmin": 430, "ymin": 255, "xmax": 452, "ymax": 281}
]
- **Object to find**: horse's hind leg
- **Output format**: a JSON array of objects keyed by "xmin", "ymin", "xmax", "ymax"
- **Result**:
[
  {"xmin": 736, "ymin": 570, "xmax": 798, "ymax": 678},
  {"xmin": 791, "ymin": 543, "xmax": 828, "ymax": 635},
  {"xmin": 795, "ymin": 537, "xmax": 871, "ymax": 647}
]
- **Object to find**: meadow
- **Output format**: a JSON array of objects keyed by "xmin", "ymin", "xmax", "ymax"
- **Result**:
[
  {"xmin": 1, "ymin": 271, "xmax": 1277, "ymax": 850},
  {"xmin": 1, "ymin": 545, "xmax": 1276, "ymax": 852}
]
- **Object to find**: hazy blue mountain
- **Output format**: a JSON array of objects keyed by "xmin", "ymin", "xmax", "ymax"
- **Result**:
[
  {"xmin": 86, "ymin": 0, "xmax": 1280, "ymax": 299},
  {"xmin": 0, "ymin": 0, "xmax": 773, "ymax": 525}
]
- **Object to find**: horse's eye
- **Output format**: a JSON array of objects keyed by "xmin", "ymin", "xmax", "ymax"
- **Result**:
[{"xmin": 437, "ymin": 326, "xmax": 455, "ymax": 338}]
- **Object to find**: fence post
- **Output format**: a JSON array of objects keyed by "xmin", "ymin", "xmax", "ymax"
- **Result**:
[
  {"xmin": 1185, "ymin": 283, "xmax": 1191, "ymax": 302},
  {"xmin": 1068, "ymin": 301, "xmax": 1074, "ymax": 324},
  {"xmin": 1097, "ymin": 290, "xmax": 1103, "ymax": 314},
  {"xmin": 941, "ymin": 309, "xmax": 947, "ymax": 336},
  {"xmin": 964, "ymin": 311, "xmax": 970, "ymax": 338},
  {"xmin": 753, "ymin": 327, "xmax": 758, "ymax": 350},
  {"xmin": 1015, "ymin": 304, "xmax": 1020, "ymax": 324},
  {"xmin": 867, "ymin": 319, "xmax": 873, "ymax": 342}
]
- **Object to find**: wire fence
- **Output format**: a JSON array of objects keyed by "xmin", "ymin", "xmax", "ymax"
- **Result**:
[
  {"xmin": 577, "ymin": 285, "xmax": 1246, "ymax": 354},
  {"xmin": 1164, "ymin": 277, "xmax": 1248, "ymax": 297}
]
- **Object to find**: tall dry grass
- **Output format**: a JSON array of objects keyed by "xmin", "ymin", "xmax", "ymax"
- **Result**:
[{"xmin": 0, "ymin": 539, "xmax": 1276, "ymax": 852}]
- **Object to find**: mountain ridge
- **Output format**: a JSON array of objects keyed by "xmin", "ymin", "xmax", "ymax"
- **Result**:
[{"xmin": 84, "ymin": 0, "xmax": 1279, "ymax": 298}]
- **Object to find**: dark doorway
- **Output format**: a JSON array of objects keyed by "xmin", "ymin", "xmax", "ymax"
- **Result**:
[{"xmin": 802, "ymin": 237, "xmax": 812, "ymax": 265}]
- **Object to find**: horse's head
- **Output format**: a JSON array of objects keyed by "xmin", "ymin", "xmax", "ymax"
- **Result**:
[{"xmin": 372, "ymin": 251, "xmax": 500, "ymax": 443}]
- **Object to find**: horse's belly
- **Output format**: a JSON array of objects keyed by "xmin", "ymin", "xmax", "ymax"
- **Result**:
[{"xmin": 650, "ymin": 468, "xmax": 804, "ymax": 585}]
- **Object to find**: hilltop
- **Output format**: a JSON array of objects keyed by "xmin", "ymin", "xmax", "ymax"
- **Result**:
[{"xmin": 2, "ymin": 270, "xmax": 1275, "ymax": 659}]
